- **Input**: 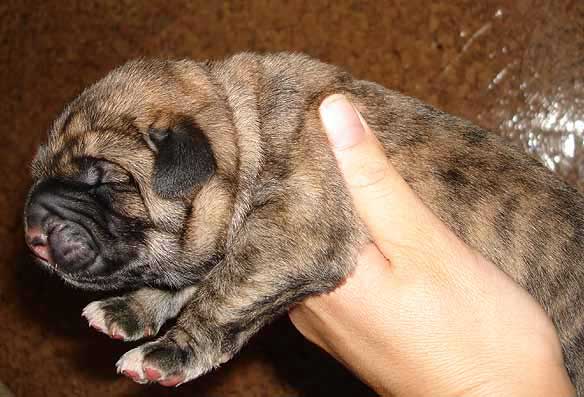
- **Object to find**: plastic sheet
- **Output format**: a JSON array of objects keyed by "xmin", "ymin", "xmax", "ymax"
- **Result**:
[{"xmin": 481, "ymin": 2, "xmax": 584, "ymax": 189}]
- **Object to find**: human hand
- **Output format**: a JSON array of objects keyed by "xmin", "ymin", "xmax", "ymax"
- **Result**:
[{"xmin": 289, "ymin": 94, "xmax": 575, "ymax": 396}]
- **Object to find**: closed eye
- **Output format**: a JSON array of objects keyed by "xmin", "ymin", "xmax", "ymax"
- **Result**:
[
  {"xmin": 101, "ymin": 180, "xmax": 138, "ymax": 193},
  {"xmin": 77, "ymin": 156, "xmax": 137, "ymax": 191},
  {"xmin": 102, "ymin": 172, "xmax": 132, "ymax": 185}
]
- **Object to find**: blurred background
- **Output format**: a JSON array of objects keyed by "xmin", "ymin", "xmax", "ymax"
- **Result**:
[{"xmin": 0, "ymin": 0, "xmax": 582, "ymax": 396}]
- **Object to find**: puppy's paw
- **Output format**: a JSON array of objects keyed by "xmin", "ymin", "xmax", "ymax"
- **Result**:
[
  {"xmin": 82, "ymin": 297, "xmax": 158, "ymax": 341},
  {"xmin": 116, "ymin": 329, "xmax": 226, "ymax": 386}
]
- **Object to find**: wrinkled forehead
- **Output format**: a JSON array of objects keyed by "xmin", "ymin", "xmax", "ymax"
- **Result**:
[{"xmin": 32, "ymin": 111, "xmax": 152, "ymax": 180}]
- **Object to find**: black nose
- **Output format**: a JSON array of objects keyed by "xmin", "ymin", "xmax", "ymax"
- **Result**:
[{"xmin": 25, "ymin": 180, "xmax": 98, "ymax": 273}]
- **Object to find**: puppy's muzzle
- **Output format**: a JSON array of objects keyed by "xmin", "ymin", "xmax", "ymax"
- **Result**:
[{"xmin": 25, "ymin": 180, "xmax": 98, "ymax": 273}]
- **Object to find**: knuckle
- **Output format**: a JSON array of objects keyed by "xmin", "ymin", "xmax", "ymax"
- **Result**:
[{"xmin": 345, "ymin": 158, "xmax": 389, "ymax": 190}]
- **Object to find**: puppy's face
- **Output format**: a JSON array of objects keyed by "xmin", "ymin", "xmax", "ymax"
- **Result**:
[{"xmin": 23, "ymin": 60, "xmax": 233, "ymax": 290}]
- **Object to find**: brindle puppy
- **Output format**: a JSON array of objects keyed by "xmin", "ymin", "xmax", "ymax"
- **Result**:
[{"xmin": 24, "ymin": 53, "xmax": 584, "ymax": 391}]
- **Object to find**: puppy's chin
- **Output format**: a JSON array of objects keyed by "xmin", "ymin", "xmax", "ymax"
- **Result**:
[
  {"xmin": 60, "ymin": 274, "xmax": 132, "ymax": 291},
  {"xmin": 52, "ymin": 258, "xmax": 210, "ymax": 292},
  {"xmin": 27, "ymin": 255, "xmax": 125, "ymax": 291},
  {"xmin": 55, "ymin": 265, "xmax": 146, "ymax": 291}
]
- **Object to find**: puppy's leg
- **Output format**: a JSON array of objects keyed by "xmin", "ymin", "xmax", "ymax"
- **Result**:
[
  {"xmin": 82, "ymin": 287, "xmax": 197, "ymax": 342},
  {"xmin": 116, "ymin": 202, "xmax": 357, "ymax": 386}
]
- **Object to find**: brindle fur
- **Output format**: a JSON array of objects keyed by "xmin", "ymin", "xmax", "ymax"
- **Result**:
[{"xmin": 25, "ymin": 53, "xmax": 584, "ymax": 390}]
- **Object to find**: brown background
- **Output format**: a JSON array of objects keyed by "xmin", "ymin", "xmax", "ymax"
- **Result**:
[{"xmin": 1, "ymin": 1, "xmax": 583, "ymax": 396}]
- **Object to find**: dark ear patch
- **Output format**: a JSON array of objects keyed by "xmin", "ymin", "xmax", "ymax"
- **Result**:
[{"xmin": 149, "ymin": 119, "xmax": 216, "ymax": 199}]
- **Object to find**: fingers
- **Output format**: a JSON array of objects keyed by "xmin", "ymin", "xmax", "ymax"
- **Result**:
[{"xmin": 319, "ymin": 94, "xmax": 466, "ymax": 262}]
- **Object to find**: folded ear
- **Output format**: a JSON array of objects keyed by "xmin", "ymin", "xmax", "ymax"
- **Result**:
[{"xmin": 148, "ymin": 118, "xmax": 216, "ymax": 199}]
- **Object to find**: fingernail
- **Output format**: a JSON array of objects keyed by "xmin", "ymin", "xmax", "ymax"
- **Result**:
[{"xmin": 320, "ymin": 94, "xmax": 366, "ymax": 149}]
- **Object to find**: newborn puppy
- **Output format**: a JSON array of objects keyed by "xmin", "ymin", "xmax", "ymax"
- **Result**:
[{"xmin": 23, "ymin": 53, "xmax": 584, "ymax": 391}]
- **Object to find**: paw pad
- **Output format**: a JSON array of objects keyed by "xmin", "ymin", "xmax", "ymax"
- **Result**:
[
  {"xmin": 116, "ymin": 336, "xmax": 203, "ymax": 387},
  {"xmin": 144, "ymin": 367, "xmax": 161, "ymax": 381}
]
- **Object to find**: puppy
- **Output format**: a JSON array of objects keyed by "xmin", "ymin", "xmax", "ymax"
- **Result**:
[{"xmin": 24, "ymin": 52, "xmax": 584, "ymax": 391}]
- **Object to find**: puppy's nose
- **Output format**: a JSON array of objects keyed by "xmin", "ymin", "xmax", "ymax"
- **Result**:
[{"xmin": 25, "ymin": 227, "xmax": 53, "ymax": 264}]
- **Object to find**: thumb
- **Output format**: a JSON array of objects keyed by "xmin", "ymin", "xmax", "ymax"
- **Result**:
[{"xmin": 319, "ymin": 94, "xmax": 465, "ymax": 262}]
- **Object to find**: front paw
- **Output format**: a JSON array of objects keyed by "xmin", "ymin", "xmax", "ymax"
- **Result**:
[
  {"xmin": 116, "ymin": 329, "xmax": 227, "ymax": 386},
  {"xmin": 82, "ymin": 297, "xmax": 158, "ymax": 341}
]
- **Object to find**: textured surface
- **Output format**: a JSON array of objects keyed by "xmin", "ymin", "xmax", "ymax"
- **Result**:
[{"xmin": 0, "ymin": 0, "xmax": 583, "ymax": 396}]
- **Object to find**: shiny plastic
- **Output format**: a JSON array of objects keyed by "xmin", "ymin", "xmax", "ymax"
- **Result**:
[{"xmin": 480, "ymin": 3, "xmax": 584, "ymax": 188}]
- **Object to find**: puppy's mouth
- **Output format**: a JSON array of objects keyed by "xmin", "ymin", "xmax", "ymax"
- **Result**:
[
  {"xmin": 26, "ymin": 228, "xmax": 52, "ymax": 264},
  {"xmin": 25, "ymin": 217, "xmax": 99, "ymax": 274}
]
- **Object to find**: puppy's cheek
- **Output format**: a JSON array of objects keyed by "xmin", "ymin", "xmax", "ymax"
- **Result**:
[
  {"xmin": 141, "ymin": 192, "xmax": 188, "ymax": 234},
  {"xmin": 144, "ymin": 232, "xmax": 181, "ymax": 264},
  {"xmin": 111, "ymin": 193, "xmax": 150, "ymax": 220}
]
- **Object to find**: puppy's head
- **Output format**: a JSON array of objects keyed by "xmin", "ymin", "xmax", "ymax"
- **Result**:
[{"xmin": 24, "ymin": 59, "xmax": 235, "ymax": 290}]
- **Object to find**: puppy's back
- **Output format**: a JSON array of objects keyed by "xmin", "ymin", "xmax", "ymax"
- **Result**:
[{"xmin": 212, "ymin": 52, "xmax": 584, "ymax": 387}]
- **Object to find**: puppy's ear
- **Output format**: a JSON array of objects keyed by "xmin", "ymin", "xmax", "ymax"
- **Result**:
[{"xmin": 148, "ymin": 119, "xmax": 216, "ymax": 199}]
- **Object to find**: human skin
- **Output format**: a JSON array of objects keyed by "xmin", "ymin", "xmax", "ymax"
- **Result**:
[{"xmin": 289, "ymin": 95, "xmax": 576, "ymax": 397}]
